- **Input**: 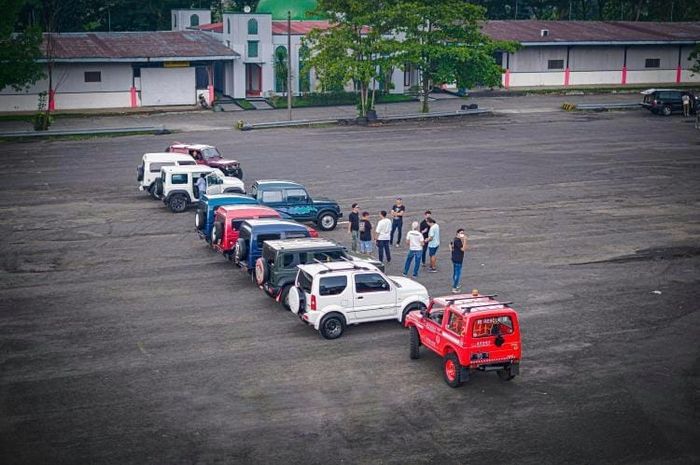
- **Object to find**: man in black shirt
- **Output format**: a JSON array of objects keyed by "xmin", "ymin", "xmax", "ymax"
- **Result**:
[
  {"xmin": 359, "ymin": 211, "xmax": 373, "ymax": 256},
  {"xmin": 390, "ymin": 197, "xmax": 405, "ymax": 247},
  {"xmin": 449, "ymin": 228, "xmax": 468, "ymax": 293},
  {"xmin": 348, "ymin": 203, "xmax": 360, "ymax": 252},
  {"xmin": 419, "ymin": 210, "xmax": 431, "ymax": 266}
]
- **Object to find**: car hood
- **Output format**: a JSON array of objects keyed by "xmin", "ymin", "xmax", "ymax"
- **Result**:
[
  {"xmin": 390, "ymin": 276, "xmax": 429, "ymax": 296},
  {"xmin": 208, "ymin": 158, "xmax": 239, "ymax": 166},
  {"xmin": 222, "ymin": 178, "xmax": 245, "ymax": 188}
]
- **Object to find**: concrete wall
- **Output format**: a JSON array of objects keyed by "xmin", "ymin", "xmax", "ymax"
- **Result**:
[
  {"xmin": 569, "ymin": 46, "xmax": 624, "ymax": 71},
  {"xmin": 172, "ymin": 9, "xmax": 211, "ymax": 31},
  {"xmin": 140, "ymin": 67, "xmax": 195, "ymax": 106}
]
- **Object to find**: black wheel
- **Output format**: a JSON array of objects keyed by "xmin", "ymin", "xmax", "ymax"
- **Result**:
[
  {"xmin": 497, "ymin": 367, "xmax": 516, "ymax": 381},
  {"xmin": 195, "ymin": 209, "xmax": 206, "ymax": 230},
  {"xmin": 233, "ymin": 239, "xmax": 247, "ymax": 265},
  {"xmin": 409, "ymin": 326, "xmax": 420, "ymax": 360},
  {"xmin": 319, "ymin": 314, "xmax": 345, "ymax": 340},
  {"xmin": 662, "ymin": 105, "xmax": 672, "ymax": 116},
  {"xmin": 154, "ymin": 178, "xmax": 163, "ymax": 197},
  {"xmin": 280, "ymin": 285, "xmax": 292, "ymax": 310},
  {"xmin": 211, "ymin": 222, "xmax": 223, "ymax": 244},
  {"xmin": 168, "ymin": 194, "xmax": 187, "ymax": 213},
  {"xmin": 137, "ymin": 165, "xmax": 144, "ymax": 182},
  {"xmin": 402, "ymin": 302, "xmax": 426, "ymax": 324},
  {"xmin": 443, "ymin": 353, "xmax": 464, "ymax": 388},
  {"xmin": 317, "ymin": 212, "xmax": 338, "ymax": 231},
  {"xmin": 148, "ymin": 183, "xmax": 159, "ymax": 199}
]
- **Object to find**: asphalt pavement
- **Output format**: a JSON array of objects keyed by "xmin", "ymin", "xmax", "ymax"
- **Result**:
[{"xmin": 0, "ymin": 105, "xmax": 699, "ymax": 465}]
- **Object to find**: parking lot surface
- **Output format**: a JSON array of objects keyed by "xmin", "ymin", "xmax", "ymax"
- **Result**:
[{"xmin": 1, "ymin": 108, "xmax": 699, "ymax": 464}]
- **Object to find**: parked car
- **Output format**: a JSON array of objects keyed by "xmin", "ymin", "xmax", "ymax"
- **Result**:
[
  {"xmin": 250, "ymin": 180, "xmax": 342, "ymax": 231},
  {"xmin": 641, "ymin": 88, "xmax": 696, "ymax": 116},
  {"xmin": 137, "ymin": 153, "xmax": 196, "ymax": 199},
  {"xmin": 288, "ymin": 262, "xmax": 429, "ymax": 339},
  {"xmin": 404, "ymin": 292, "xmax": 521, "ymax": 387},
  {"xmin": 211, "ymin": 205, "xmax": 283, "ymax": 259},
  {"xmin": 166, "ymin": 142, "xmax": 243, "ymax": 179},
  {"xmin": 195, "ymin": 193, "xmax": 258, "ymax": 243},
  {"xmin": 233, "ymin": 219, "xmax": 318, "ymax": 275},
  {"xmin": 253, "ymin": 238, "xmax": 385, "ymax": 309},
  {"xmin": 156, "ymin": 165, "xmax": 244, "ymax": 213}
]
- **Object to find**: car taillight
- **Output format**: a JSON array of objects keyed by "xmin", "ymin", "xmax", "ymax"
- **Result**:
[
  {"xmin": 310, "ymin": 295, "xmax": 317, "ymax": 311},
  {"xmin": 308, "ymin": 227, "xmax": 319, "ymax": 238}
]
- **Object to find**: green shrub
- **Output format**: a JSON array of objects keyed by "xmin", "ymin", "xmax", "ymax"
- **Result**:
[{"xmin": 267, "ymin": 92, "xmax": 416, "ymax": 109}]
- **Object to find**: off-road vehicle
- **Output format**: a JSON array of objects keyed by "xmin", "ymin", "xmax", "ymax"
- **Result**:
[
  {"xmin": 195, "ymin": 193, "xmax": 258, "ymax": 242},
  {"xmin": 156, "ymin": 166, "xmax": 244, "ymax": 213},
  {"xmin": 253, "ymin": 238, "xmax": 384, "ymax": 309},
  {"xmin": 233, "ymin": 219, "xmax": 318, "ymax": 275},
  {"xmin": 288, "ymin": 262, "xmax": 429, "ymax": 339},
  {"xmin": 166, "ymin": 142, "xmax": 243, "ymax": 179},
  {"xmin": 641, "ymin": 88, "xmax": 696, "ymax": 116},
  {"xmin": 137, "ymin": 152, "xmax": 196, "ymax": 198},
  {"xmin": 404, "ymin": 292, "xmax": 522, "ymax": 387},
  {"xmin": 211, "ymin": 205, "xmax": 282, "ymax": 258},
  {"xmin": 250, "ymin": 180, "xmax": 342, "ymax": 231}
]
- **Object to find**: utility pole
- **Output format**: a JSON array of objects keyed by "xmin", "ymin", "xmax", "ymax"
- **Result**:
[{"xmin": 287, "ymin": 10, "xmax": 293, "ymax": 121}]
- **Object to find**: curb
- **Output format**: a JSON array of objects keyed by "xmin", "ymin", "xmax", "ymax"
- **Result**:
[{"xmin": 0, "ymin": 125, "xmax": 170, "ymax": 138}]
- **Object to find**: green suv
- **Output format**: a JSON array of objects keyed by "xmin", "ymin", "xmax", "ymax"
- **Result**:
[{"xmin": 254, "ymin": 238, "xmax": 384, "ymax": 309}]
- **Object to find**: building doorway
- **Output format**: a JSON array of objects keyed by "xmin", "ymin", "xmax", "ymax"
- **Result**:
[{"xmin": 246, "ymin": 64, "xmax": 262, "ymax": 97}]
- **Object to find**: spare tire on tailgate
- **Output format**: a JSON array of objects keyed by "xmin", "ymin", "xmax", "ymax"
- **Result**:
[
  {"xmin": 211, "ymin": 221, "xmax": 224, "ymax": 244},
  {"xmin": 195, "ymin": 209, "xmax": 206, "ymax": 230}
]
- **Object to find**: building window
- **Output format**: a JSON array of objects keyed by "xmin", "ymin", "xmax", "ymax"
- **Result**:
[
  {"xmin": 547, "ymin": 59, "xmax": 564, "ymax": 70},
  {"xmin": 494, "ymin": 51, "xmax": 503, "ymax": 67},
  {"xmin": 645, "ymin": 58, "xmax": 660, "ymax": 68},
  {"xmin": 274, "ymin": 46, "xmax": 288, "ymax": 92},
  {"xmin": 190, "ymin": 14, "xmax": 199, "ymax": 27},
  {"xmin": 248, "ymin": 40, "xmax": 259, "ymax": 58},
  {"xmin": 227, "ymin": 18, "xmax": 231, "ymax": 34},
  {"xmin": 248, "ymin": 18, "xmax": 258, "ymax": 35},
  {"xmin": 84, "ymin": 71, "xmax": 101, "ymax": 82}
]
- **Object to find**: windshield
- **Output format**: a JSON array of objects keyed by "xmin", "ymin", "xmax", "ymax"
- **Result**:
[
  {"xmin": 201, "ymin": 147, "xmax": 221, "ymax": 160},
  {"xmin": 298, "ymin": 270, "xmax": 313, "ymax": 293}
]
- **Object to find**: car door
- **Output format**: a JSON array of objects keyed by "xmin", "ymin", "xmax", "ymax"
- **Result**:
[
  {"xmin": 259, "ymin": 189, "xmax": 286, "ymax": 215},
  {"xmin": 205, "ymin": 173, "xmax": 223, "ymax": 195},
  {"xmin": 352, "ymin": 272, "xmax": 396, "ymax": 321},
  {"xmin": 420, "ymin": 302, "xmax": 445, "ymax": 352},
  {"xmin": 284, "ymin": 188, "xmax": 316, "ymax": 221}
]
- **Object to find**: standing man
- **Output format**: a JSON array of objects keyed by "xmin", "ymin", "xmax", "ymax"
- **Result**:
[
  {"xmin": 375, "ymin": 210, "xmax": 392, "ymax": 263},
  {"xmin": 359, "ymin": 211, "xmax": 373, "ymax": 256},
  {"xmin": 682, "ymin": 93, "xmax": 691, "ymax": 117},
  {"xmin": 390, "ymin": 197, "xmax": 405, "ymax": 248},
  {"xmin": 449, "ymin": 228, "xmax": 468, "ymax": 293},
  {"xmin": 348, "ymin": 203, "xmax": 360, "ymax": 252},
  {"xmin": 419, "ymin": 210, "xmax": 431, "ymax": 267},
  {"xmin": 403, "ymin": 221, "xmax": 424, "ymax": 278},
  {"xmin": 426, "ymin": 217, "xmax": 440, "ymax": 272},
  {"xmin": 195, "ymin": 173, "xmax": 207, "ymax": 199}
]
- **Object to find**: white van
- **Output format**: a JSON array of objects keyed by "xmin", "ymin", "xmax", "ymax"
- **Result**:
[{"xmin": 136, "ymin": 152, "xmax": 196, "ymax": 198}]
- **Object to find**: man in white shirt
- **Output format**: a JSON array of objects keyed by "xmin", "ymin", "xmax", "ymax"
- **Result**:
[
  {"xmin": 403, "ymin": 221, "xmax": 424, "ymax": 278},
  {"xmin": 195, "ymin": 173, "xmax": 207, "ymax": 199},
  {"xmin": 375, "ymin": 210, "xmax": 392, "ymax": 263}
]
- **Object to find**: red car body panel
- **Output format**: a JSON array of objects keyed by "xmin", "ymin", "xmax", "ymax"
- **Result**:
[
  {"xmin": 212, "ymin": 205, "xmax": 282, "ymax": 255},
  {"xmin": 167, "ymin": 143, "xmax": 241, "ymax": 173}
]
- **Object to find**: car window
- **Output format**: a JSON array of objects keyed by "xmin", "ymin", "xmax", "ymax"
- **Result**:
[
  {"xmin": 472, "ymin": 316, "xmax": 514, "ymax": 338},
  {"xmin": 354, "ymin": 273, "xmax": 390, "ymax": 293},
  {"xmin": 319, "ymin": 276, "xmax": 347, "ymax": 296},
  {"xmin": 446, "ymin": 311, "xmax": 466, "ymax": 335},
  {"xmin": 284, "ymin": 231, "xmax": 308, "ymax": 239},
  {"xmin": 256, "ymin": 233, "xmax": 281, "ymax": 247},
  {"xmin": 261, "ymin": 190, "xmax": 283, "ymax": 202},
  {"xmin": 298, "ymin": 270, "xmax": 313, "ymax": 293},
  {"xmin": 171, "ymin": 173, "xmax": 188, "ymax": 184},
  {"xmin": 179, "ymin": 160, "xmax": 196, "ymax": 166},
  {"xmin": 232, "ymin": 220, "xmax": 245, "ymax": 230},
  {"xmin": 149, "ymin": 162, "xmax": 175, "ymax": 173},
  {"xmin": 201, "ymin": 147, "xmax": 221, "ymax": 159},
  {"xmin": 313, "ymin": 250, "xmax": 344, "ymax": 262},
  {"xmin": 285, "ymin": 188, "xmax": 308, "ymax": 202},
  {"xmin": 282, "ymin": 253, "xmax": 296, "ymax": 268},
  {"xmin": 428, "ymin": 302, "xmax": 445, "ymax": 324}
]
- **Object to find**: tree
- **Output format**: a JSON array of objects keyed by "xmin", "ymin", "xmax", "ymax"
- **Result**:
[
  {"xmin": 305, "ymin": 0, "xmax": 402, "ymax": 117},
  {"xmin": 0, "ymin": 0, "xmax": 43, "ymax": 92},
  {"xmin": 689, "ymin": 45, "xmax": 700, "ymax": 76},
  {"xmin": 397, "ymin": 0, "xmax": 515, "ymax": 113}
]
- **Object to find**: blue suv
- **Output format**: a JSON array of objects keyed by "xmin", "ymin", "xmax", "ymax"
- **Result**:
[
  {"xmin": 250, "ymin": 180, "xmax": 342, "ymax": 231},
  {"xmin": 195, "ymin": 193, "xmax": 258, "ymax": 242},
  {"xmin": 232, "ymin": 219, "xmax": 317, "ymax": 274}
]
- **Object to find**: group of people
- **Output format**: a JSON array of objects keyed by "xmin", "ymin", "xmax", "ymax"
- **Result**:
[{"xmin": 348, "ymin": 198, "xmax": 468, "ymax": 293}]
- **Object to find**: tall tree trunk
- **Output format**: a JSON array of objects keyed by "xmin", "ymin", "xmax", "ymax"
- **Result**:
[{"xmin": 421, "ymin": 72, "xmax": 430, "ymax": 113}]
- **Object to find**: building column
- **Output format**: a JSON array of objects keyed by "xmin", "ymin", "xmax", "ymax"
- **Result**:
[
  {"xmin": 504, "ymin": 53, "xmax": 510, "ymax": 89},
  {"xmin": 676, "ymin": 46, "xmax": 683, "ymax": 84},
  {"xmin": 621, "ymin": 46, "xmax": 628, "ymax": 85},
  {"xmin": 207, "ymin": 64, "xmax": 215, "ymax": 104}
]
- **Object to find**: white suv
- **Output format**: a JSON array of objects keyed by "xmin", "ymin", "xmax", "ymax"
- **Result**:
[
  {"xmin": 157, "ymin": 165, "xmax": 245, "ymax": 213},
  {"xmin": 136, "ymin": 152, "xmax": 196, "ymax": 198},
  {"xmin": 288, "ymin": 262, "xmax": 429, "ymax": 339}
]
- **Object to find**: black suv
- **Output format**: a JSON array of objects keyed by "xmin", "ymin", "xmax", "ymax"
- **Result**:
[
  {"xmin": 253, "ymin": 238, "xmax": 384, "ymax": 309},
  {"xmin": 641, "ymin": 89, "xmax": 696, "ymax": 116}
]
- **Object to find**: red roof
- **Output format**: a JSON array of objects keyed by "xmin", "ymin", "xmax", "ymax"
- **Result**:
[
  {"xmin": 482, "ymin": 20, "xmax": 700, "ymax": 43},
  {"xmin": 43, "ymin": 31, "xmax": 238, "ymax": 61},
  {"xmin": 271, "ymin": 20, "xmax": 332, "ymax": 35},
  {"xmin": 198, "ymin": 22, "xmax": 224, "ymax": 33}
]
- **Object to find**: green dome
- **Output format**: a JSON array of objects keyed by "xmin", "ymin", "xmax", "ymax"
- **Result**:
[{"xmin": 256, "ymin": 0, "xmax": 323, "ymax": 20}]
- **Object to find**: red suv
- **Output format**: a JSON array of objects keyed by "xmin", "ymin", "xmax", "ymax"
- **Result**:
[
  {"xmin": 210, "ymin": 205, "xmax": 282, "ymax": 259},
  {"xmin": 166, "ymin": 143, "xmax": 243, "ymax": 179},
  {"xmin": 405, "ymin": 292, "xmax": 521, "ymax": 387}
]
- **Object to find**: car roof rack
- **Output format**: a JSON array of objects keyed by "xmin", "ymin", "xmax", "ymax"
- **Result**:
[
  {"xmin": 459, "ymin": 301, "xmax": 513, "ymax": 314},
  {"xmin": 443, "ymin": 294, "xmax": 497, "ymax": 303},
  {"xmin": 312, "ymin": 258, "xmax": 372, "ymax": 274}
]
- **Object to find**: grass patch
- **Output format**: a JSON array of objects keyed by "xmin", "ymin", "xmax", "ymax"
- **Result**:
[
  {"xmin": 268, "ymin": 92, "xmax": 416, "ymax": 109},
  {"xmin": 234, "ymin": 99, "xmax": 256, "ymax": 110}
]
